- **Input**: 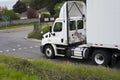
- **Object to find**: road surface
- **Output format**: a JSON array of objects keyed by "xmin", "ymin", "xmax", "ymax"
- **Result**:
[{"xmin": 0, "ymin": 26, "xmax": 43, "ymax": 58}]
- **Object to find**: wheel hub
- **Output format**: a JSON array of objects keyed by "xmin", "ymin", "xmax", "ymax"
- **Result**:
[
  {"xmin": 95, "ymin": 54, "xmax": 104, "ymax": 65},
  {"xmin": 46, "ymin": 48, "xmax": 52, "ymax": 57}
]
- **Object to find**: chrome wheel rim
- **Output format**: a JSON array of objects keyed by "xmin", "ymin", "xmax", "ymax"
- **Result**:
[
  {"xmin": 95, "ymin": 54, "xmax": 104, "ymax": 65},
  {"xmin": 46, "ymin": 48, "xmax": 52, "ymax": 57}
]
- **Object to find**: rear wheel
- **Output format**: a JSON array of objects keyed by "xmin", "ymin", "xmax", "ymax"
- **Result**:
[
  {"xmin": 92, "ymin": 50, "xmax": 111, "ymax": 66},
  {"xmin": 44, "ymin": 45, "xmax": 55, "ymax": 59}
]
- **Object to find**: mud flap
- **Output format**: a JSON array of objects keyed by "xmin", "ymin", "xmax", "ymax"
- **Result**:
[{"xmin": 111, "ymin": 54, "xmax": 118, "ymax": 67}]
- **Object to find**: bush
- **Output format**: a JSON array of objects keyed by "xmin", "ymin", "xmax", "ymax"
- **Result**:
[
  {"xmin": 41, "ymin": 25, "xmax": 50, "ymax": 34},
  {"xmin": 28, "ymin": 25, "xmax": 50, "ymax": 39},
  {"xmin": 28, "ymin": 30, "xmax": 41, "ymax": 39},
  {"xmin": 41, "ymin": 13, "xmax": 50, "ymax": 18}
]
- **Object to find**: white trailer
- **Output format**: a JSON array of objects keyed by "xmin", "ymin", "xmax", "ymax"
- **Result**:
[{"xmin": 40, "ymin": 0, "xmax": 120, "ymax": 66}]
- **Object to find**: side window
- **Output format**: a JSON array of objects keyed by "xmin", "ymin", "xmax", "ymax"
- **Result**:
[
  {"xmin": 70, "ymin": 21, "xmax": 76, "ymax": 30},
  {"xmin": 53, "ymin": 22, "xmax": 62, "ymax": 32},
  {"xmin": 77, "ymin": 20, "xmax": 83, "ymax": 29}
]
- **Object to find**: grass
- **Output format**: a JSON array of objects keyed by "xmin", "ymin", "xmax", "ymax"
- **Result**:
[
  {"xmin": 0, "ymin": 64, "xmax": 38, "ymax": 80},
  {"xmin": 0, "ymin": 54, "xmax": 120, "ymax": 80},
  {"xmin": 0, "ymin": 22, "xmax": 38, "ymax": 30},
  {"xmin": 0, "ymin": 55, "xmax": 38, "ymax": 80}
]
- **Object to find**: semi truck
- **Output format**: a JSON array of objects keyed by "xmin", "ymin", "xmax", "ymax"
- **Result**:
[{"xmin": 40, "ymin": 0, "xmax": 120, "ymax": 66}]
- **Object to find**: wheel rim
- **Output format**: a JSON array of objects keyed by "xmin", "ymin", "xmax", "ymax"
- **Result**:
[
  {"xmin": 95, "ymin": 54, "xmax": 104, "ymax": 65},
  {"xmin": 46, "ymin": 48, "xmax": 52, "ymax": 57}
]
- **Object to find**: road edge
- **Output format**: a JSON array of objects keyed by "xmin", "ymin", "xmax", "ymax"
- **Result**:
[{"xmin": 24, "ymin": 35, "xmax": 41, "ymax": 42}]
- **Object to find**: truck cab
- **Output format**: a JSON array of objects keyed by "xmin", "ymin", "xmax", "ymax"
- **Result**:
[
  {"xmin": 42, "ymin": 17, "xmax": 85, "ymax": 45},
  {"xmin": 41, "ymin": 1, "xmax": 86, "ymax": 58}
]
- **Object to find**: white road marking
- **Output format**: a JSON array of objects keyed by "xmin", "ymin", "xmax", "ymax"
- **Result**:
[
  {"xmin": 18, "ymin": 48, "xmax": 22, "ymax": 50},
  {"xmin": 6, "ymin": 50, "xmax": 10, "ymax": 52},
  {"xmin": 0, "ymin": 51, "xmax": 3, "ymax": 53},
  {"xmin": 30, "ymin": 46, "xmax": 33, "ymax": 48},
  {"xmin": 12, "ymin": 49, "xmax": 16, "ymax": 51},
  {"xmin": 0, "ymin": 45, "xmax": 38, "ymax": 53}
]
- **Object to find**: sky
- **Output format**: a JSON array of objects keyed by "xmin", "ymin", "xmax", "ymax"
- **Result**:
[{"xmin": 0, "ymin": 0, "xmax": 18, "ymax": 10}]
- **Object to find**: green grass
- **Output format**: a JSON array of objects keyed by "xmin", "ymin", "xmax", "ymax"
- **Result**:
[
  {"xmin": 0, "ymin": 55, "xmax": 38, "ymax": 80},
  {"xmin": 0, "ymin": 22, "xmax": 38, "ymax": 30},
  {"xmin": 0, "ymin": 64, "xmax": 38, "ymax": 80},
  {"xmin": 0, "ymin": 54, "xmax": 120, "ymax": 80}
]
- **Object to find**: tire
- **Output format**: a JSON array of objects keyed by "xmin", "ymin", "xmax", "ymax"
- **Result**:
[
  {"xmin": 92, "ymin": 50, "xmax": 111, "ymax": 66},
  {"xmin": 44, "ymin": 45, "xmax": 55, "ymax": 59}
]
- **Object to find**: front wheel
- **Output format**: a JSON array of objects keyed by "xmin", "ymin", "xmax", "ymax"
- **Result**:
[
  {"xmin": 44, "ymin": 45, "xmax": 55, "ymax": 59},
  {"xmin": 92, "ymin": 50, "xmax": 111, "ymax": 66}
]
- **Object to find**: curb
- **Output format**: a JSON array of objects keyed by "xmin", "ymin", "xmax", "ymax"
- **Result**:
[{"xmin": 24, "ymin": 35, "xmax": 41, "ymax": 42}]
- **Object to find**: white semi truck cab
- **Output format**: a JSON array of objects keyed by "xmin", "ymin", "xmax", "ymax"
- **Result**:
[{"xmin": 40, "ymin": 0, "xmax": 120, "ymax": 66}]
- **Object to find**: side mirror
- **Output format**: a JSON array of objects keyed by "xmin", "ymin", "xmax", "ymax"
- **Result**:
[{"xmin": 49, "ymin": 26, "xmax": 52, "ymax": 33}]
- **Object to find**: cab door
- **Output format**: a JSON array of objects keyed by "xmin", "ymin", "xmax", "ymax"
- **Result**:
[
  {"xmin": 49, "ymin": 19, "xmax": 66, "ymax": 45},
  {"xmin": 69, "ymin": 19, "xmax": 86, "ymax": 44}
]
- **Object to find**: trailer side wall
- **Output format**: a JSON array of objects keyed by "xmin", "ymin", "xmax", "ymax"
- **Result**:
[{"xmin": 87, "ymin": 0, "xmax": 120, "ymax": 48}]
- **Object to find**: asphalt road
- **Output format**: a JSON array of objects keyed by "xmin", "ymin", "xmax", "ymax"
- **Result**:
[
  {"xmin": 0, "ymin": 26, "xmax": 119, "ymax": 69},
  {"xmin": 0, "ymin": 26, "xmax": 43, "ymax": 59}
]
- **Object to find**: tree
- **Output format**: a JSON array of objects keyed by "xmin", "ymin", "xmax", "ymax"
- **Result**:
[
  {"xmin": 20, "ymin": 0, "xmax": 86, "ymax": 16},
  {"xmin": 28, "ymin": 0, "xmax": 62, "ymax": 16},
  {"xmin": 27, "ymin": 8, "xmax": 38, "ymax": 19},
  {"xmin": 41, "ymin": 0, "xmax": 61, "ymax": 15},
  {"xmin": 54, "ymin": 2, "xmax": 64, "ymax": 17},
  {"xmin": 0, "ymin": 8, "xmax": 19, "ymax": 21},
  {"xmin": 29, "ymin": 0, "xmax": 45, "ymax": 10},
  {"xmin": 13, "ymin": 0, "xmax": 27, "ymax": 14},
  {"xmin": 21, "ymin": 0, "xmax": 31, "ymax": 3}
]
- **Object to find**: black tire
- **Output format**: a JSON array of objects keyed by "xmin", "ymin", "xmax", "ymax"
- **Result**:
[
  {"xmin": 44, "ymin": 45, "xmax": 55, "ymax": 59},
  {"xmin": 92, "ymin": 50, "xmax": 111, "ymax": 66}
]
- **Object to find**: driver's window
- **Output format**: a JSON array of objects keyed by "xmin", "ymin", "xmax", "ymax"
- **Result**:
[{"xmin": 53, "ymin": 22, "xmax": 62, "ymax": 32}]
